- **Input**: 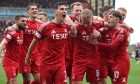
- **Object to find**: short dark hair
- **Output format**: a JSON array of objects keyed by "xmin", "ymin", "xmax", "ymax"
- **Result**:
[
  {"xmin": 27, "ymin": 3, "xmax": 37, "ymax": 11},
  {"xmin": 109, "ymin": 10, "xmax": 122, "ymax": 20},
  {"xmin": 100, "ymin": 5, "xmax": 114, "ymax": 13},
  {"xmin": 53, "ymin": 2, "xmax": 67, "ymax": 9},
  {"xmin": 15, "ymin": 15, "xmax": 26, "ymax": 21}
]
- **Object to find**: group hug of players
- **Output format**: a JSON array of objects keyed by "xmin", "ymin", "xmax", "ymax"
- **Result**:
[{"xmin": 0, "ymin": 1, "xmax": 133, "ymax": 84}]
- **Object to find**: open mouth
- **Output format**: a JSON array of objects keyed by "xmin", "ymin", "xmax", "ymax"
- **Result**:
[{"xmin": 62, "ymin": 14, "xmax": 66, "ymax": 18}]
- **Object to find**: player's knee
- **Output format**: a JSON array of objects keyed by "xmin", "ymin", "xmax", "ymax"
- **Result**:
[
  {"xmin": 22, "ymin": 73, "xmax": 31, "ymax": 82},
  {"xmin": 9, "ymin": 78, "xmax": 18, "ymax": 84},
  {"xmin": 32, "ymin": 73, "xmax": 40, "ymax": 83},
  {"xmin": 98, "ymin": 78, "xmax": 106, "ymax": 84}
]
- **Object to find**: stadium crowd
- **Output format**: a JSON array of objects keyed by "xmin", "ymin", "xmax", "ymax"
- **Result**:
[{"xmin": 0, "ymin": 20, "xmax": 15, "ymax": 39}]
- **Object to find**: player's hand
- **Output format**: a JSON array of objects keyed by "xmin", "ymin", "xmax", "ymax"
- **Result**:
[
  {"xmin": 90, "ymin": 30, "xmax": 101, "ymax": 39},
  {"xmin": 25, "ymin": 56, "xmax": 30, "ymax": 64},
  {"xmin": 129, "ymin": 27, "xmax": 134, "ymax": 33},
  {"xmin": 88, "ymin": 39, "xmax": 98, "ymax": 45}
]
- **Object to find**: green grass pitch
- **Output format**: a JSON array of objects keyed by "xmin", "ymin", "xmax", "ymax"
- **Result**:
[{"xmin": 0, "ymin": 57, "xmax": 140, "ymax": 84}]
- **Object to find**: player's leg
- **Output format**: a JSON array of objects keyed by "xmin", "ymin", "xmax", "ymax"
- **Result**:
[
  {"xmin": 3, "ymin": 66, "xmax": 19, "ymax": 84},
  {"xmin": 72, "ymin": 61, "xmax": 86, "ymax": 84},
  {"xmin": 22, "ymin": 73, "xmax": 31, "ymax": 84},
  {"xmin": 98, "ymin": 65, "xmax": 108, "ymax": 84},
  {"xmin": 31, "ymin": 73, "xmax": 40, "ymax": 84},
  {"xmin": 87, "ymin": 63, "xmax": 100, "ymax": 84},
  {"xmin": 40, "ymin": 64, "xmax": 54, "ymax": 84},
  {"xmin": 112, "ymin": 60, "xmax": 130, "ymax": 84},
  {"xmin": 108, "ymin": 64, "xmax": 114, "ymax": 84},
  {"xmin": 55, "ymin": 64, "xmax": 67, "ymax": 84},
  {"xmin": 30, "ymin": 57, "xmax": 40, "ymax": 84},
  {"xmin": 19, "ymin": 63, "xmax": 31, "ymax": 84},
  {"xmin": 66, "ymin": 59, "xmax": 73, "ymax": 84},
  {"xmin": 135, "ymin": 54, "xmax": 140, "ymax": 64},
  {"xmin": 19, "ymin": 57, "xmax": 31, "ymax": 84},
  {"xmin": 9, "ymin": 78, "xmax": 18, "ymax": 84}
]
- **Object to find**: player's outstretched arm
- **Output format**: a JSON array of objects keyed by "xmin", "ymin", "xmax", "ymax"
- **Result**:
[
  {"xmin": 65, "ymin": 15, "xmax": 77, "ymax": 37},
  {"xmin": 25, "ymin": 38, "xmax": 38, "ymax": 64},
  {"xmin": 0, "ymin": 39, "xmax": 8, "ymax": 54}
]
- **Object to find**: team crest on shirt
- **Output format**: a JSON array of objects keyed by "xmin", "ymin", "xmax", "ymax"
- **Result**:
[
  {"xmin": 17, "ymin": 36, "xmax": 23, "ymax": 44},
  {"xmin": 82, "ymin": 31, "xmax": 86, "ymax": 35}
]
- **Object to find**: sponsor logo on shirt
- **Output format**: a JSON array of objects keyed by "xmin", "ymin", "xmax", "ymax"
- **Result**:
[
  {"xmin": 25, "ymin": 29, "xmax": 36, "ymax": 35},
  {"xmin": 52, "ymin": 33, "xmax": 68, "ymax": 40},
  {"xmin": 51, "ymin": 30, "xmax": 68, "ymax": 40}
]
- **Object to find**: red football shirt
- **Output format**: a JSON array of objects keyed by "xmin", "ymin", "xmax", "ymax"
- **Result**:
[
  {"xmin": 98, "ymin": 27, "xmax": 120, "ymax": 62},
  {"xmin": 34, "ymin": 22, "xmax": 70, "ymax": 65},
  {"xmin": 73, "ymin": 23, "xmax": 99, "ymax": 62},
  {"xmin": 2, "ymin": 30, "xmax": 23, "ymax": 66},
  {"xmin": 22, "ymin": 20, "xmax": 42, "ymax": 58},
  {"xmin": 92, "ymin": 16, "xmax": 104, "ymax": 29},
  {"xmin": 98, "ymin": 27, "xmax": 129, "ymax": 61}
]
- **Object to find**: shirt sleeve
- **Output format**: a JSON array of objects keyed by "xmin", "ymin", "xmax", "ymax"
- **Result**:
[
  {"xmin": 4, "ymin": 33, "xmax": 13, "ymax": 42},
  {"xmin": 34, "ymin": 23, "xmax": 47, "ymax": 40},
  {"xmin": 98, "ymin": 29, "xmax": 127, "ymax": 49}
]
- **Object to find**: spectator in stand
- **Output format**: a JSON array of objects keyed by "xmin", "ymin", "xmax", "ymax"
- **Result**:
[{"xmin": 135, "ymin": 43, "xmax": 140, "ymax": 64}]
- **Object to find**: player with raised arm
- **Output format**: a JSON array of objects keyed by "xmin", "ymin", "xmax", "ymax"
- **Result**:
[
  {"xmin": 92, "ymin": 11, "xmax": 130, "ymax": 84},
  {"xmin": 0, "ymin": 15, "xmax": 27, "ymax": 84}
]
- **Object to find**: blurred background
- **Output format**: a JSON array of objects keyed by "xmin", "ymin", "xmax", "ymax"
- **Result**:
[{"xmin": 0, "ymin": 0, "xmax": 115, "ymax": 40}]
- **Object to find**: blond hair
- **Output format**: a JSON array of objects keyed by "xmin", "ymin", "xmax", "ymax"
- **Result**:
[{"xmin": 117, "ymin": 7, "xmax": 127, "ymax": 13}]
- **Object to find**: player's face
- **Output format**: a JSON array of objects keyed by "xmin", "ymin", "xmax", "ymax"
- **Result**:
[
  {"xmin": 118, "ymin": 9, "xmax": 126, "ymax": 21},
  {"xmin": 37, "ymin": 15, "xmax": 48, "ymax": 23},
  {"xmin": 103, "ymin": 8, "xmax": 114, "ymax": 21},
  {"xmin": 71, "ymin": 5, "xmax": 83, "ymax": 20},
  {"xmin": 17, "ymin": 17, "xmax": 27, "ymax": 30},
  {"xmin": 55, "ymin": 5, "xmax": 67, "ymax": 21},
  {"xmin": 81, "ymin": 14, "xmax": 92, "ymax": 27},
  {"xmin": 28, "ymin": 5, "xmax": 38, "ymax": 18},
  {"xmin": 107, "ymin": 14, "xmax": 119, "ymax": 28}
]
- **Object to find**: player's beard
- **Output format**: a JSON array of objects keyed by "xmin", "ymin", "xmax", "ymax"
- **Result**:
[{"xmin": 18, "ymin": 25, "xmax": 26, "ymax": 30}]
